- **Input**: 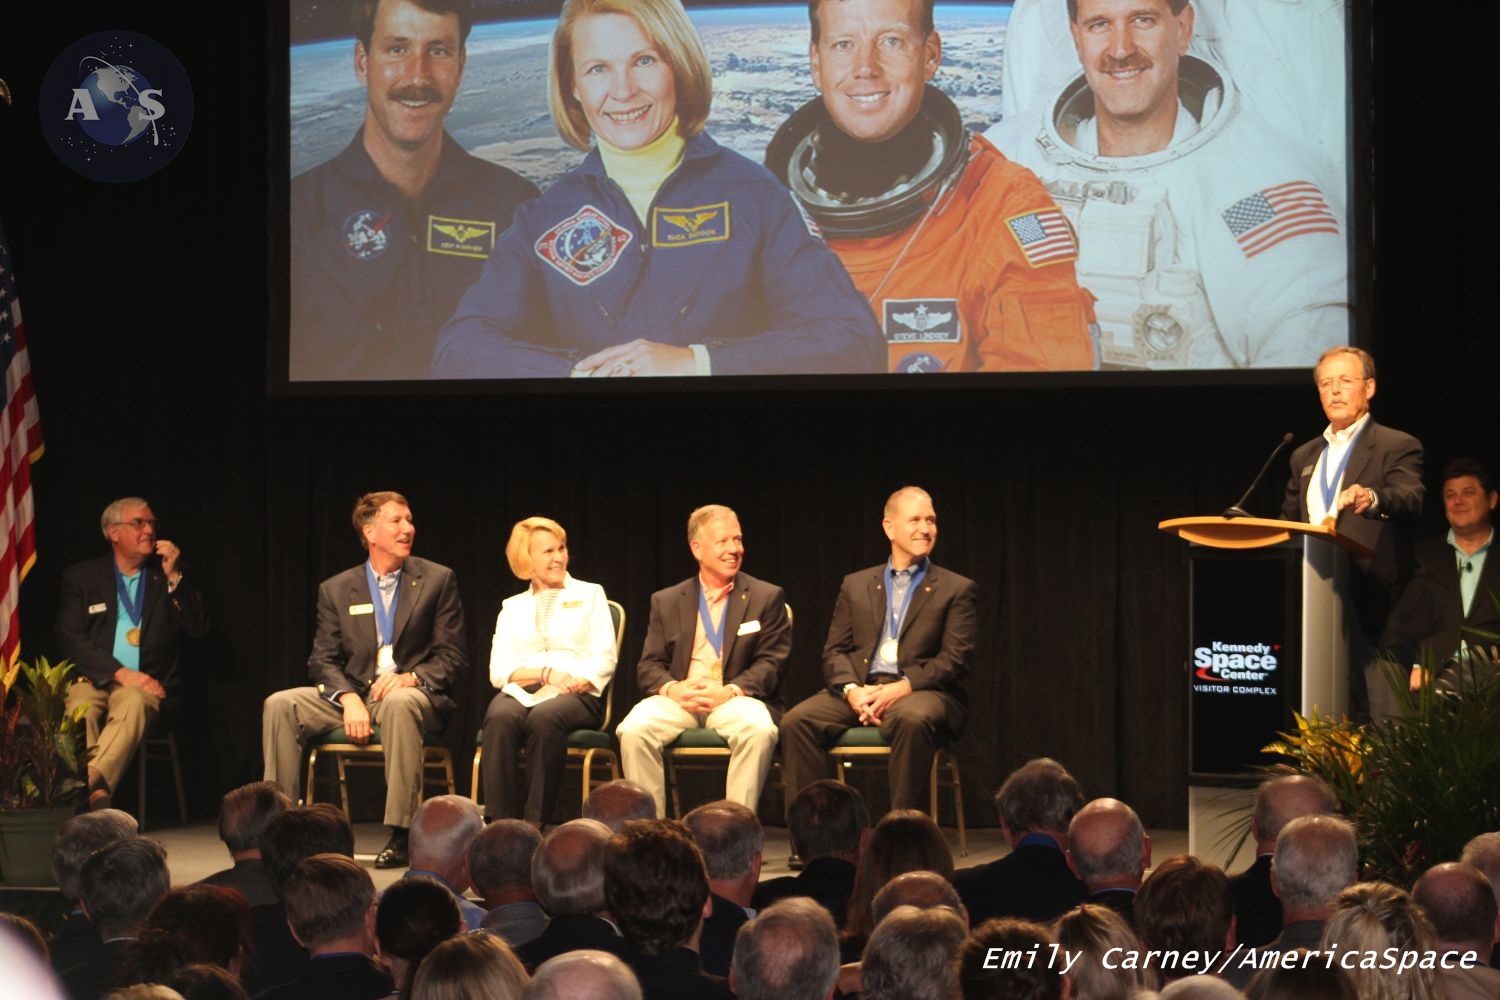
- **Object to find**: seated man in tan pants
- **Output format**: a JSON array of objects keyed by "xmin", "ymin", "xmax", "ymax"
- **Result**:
[
  {"xmin": 616, "ymin": 504, "xmax": 791, "ymax": 817},
  {"xmin": 56, "ymin": 497, "xmax": 208, "ymax": 809}
]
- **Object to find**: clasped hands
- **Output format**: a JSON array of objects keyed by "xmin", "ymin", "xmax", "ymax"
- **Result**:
[
  {"xmin": 845, "ymin": 677, "xmax": 912, "ymax": 724},
  {"xmin": 665, "ymin": 677, "xmax": 736, "ymax": 714},
  {"xmin": 539, "ymin": 668, "xmax": 595, "ymax": 696}
]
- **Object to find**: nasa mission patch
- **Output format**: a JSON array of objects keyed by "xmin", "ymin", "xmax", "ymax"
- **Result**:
[
  {"xmin": 343, "ymin": 210, "xmax": 391, "ymax": 260},
  {"xmin": 882, "ymin": 299, "xmax": 961, "ymax": 344},
  {"xmin": 535, "ymin": 205, "xmax": 633, "ymax": 285}
]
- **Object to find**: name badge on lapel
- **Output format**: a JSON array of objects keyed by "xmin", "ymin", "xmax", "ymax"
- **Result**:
[
  {"xmin": 563, "ymin": 600, "xmax": 582, "ymax": 609},
  {"xmin": 737, "ymin": 619, "xmax": 761, "ymax": 636},
  {"xmin": 88, "ymin": 603, "xmax": 108, "ymax": 615},
  {"xmin": 349, "ymin": 603, "xmax": 374, "ymax": 616}
]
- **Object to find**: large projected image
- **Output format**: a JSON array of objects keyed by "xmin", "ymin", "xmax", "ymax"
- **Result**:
[{"xmin": 287, "ymin": 0, "xmax": 1351, "ymax": 383}]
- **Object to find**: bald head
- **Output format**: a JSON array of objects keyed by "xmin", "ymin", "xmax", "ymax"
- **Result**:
[
  {"xmin": 525, "ymin": 949, "xmax": 642, "ymax": 1000},
  {"xmin": 1252, "ymin": 775, "xmax": 1338, "ymax": 851},
  {"xmin": 1067, "ymin": 798, "xmax": 1148, "ymax": 891},
  {"xmin": 872, "ymin": 871, "xmax": 965, "ymax": 926},
  {"xmin": 584, "ymin": 780, "xmax": 657, "ymax": 831},
  {"xmin": 1413, "ymin": 862, "xmax": 1499, "ymax": 955},
  {"xmin": 409, "ymin": 795, "xmax": 484, "ymax": 888},
  {"xmin": 1462, "ymin": 832, "xmax": 1500, "ymax": 890},
  {"xmin": 534, "ymin": 819, "xmax": 612, "ymax": 916}
]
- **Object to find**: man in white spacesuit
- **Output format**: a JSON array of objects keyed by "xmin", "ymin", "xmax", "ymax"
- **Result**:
[{"xmin": 988, "ymin": 0, "xmax": 1349, "ymax": 369}]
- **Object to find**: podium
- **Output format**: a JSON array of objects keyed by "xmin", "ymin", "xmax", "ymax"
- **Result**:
[{"xmin": 1157, "ymin": 517, "xmax": 1371, "ymax": 864}]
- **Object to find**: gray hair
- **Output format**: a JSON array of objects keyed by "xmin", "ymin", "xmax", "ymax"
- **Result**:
[
  {"xmin": 861, "ymin": 905, "xmax": 965, "ymax": 1000},
  {"xmin": 409, "ymin": 795, "xmax": 484, "ymax": 871},
  {"xmin": 524, "ymin": 950, "xmax": 642, "ymax": 1000},
  {"xmin": 100, "ymin": 497, "xmax": 151, "ymax": 538},
  {"xmin": 1272, "ymin": 815, "xmax": 1358, "ymax": 912},
  {"xmin": 53, "ymin": 809, "xmax": 139, "ymax": 903},
  {"xmin": 684, "ymin": 801, "xmax": 763, "ymax": 881},
  {"xmin": 1068, "ymin": 798, "xmax": 1147, "ymax": 885},
  {"xmin": 584, "ymin": 780, "xmax": 657, "ymax": 832},
  {"xmin": 79, "ymin": 836, "xmax": 170, "ymax": 939},
  {"xmin": 731, "ymin": 897, "xmax": 840, "ymax": 1000},
  {"xmin": 871, "ymin": 871, "xmax": 963, "ymax": 925},
  {"xmin": 995, "ymin": 758, "xmax": 1085, "ymax": 835},
  {"xmin": 469, "ymin": 819, "xmax": 543, "ymax": 897},
  {"xmin": 1460, "ymin": 831, "xmax": 1500, "ymax": 888},
  {"xmin": 1253, "ymin": 775, "xmax": 1338, "ymax": 845},
  {"xmin": 533, "ymin": 819, "xmax": 612, "ymax": 916}
]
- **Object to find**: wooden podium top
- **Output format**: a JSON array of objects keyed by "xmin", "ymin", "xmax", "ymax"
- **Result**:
[{"xmin": 1158, "ymin": 516, "xmax": 1373, "ymax": 559}]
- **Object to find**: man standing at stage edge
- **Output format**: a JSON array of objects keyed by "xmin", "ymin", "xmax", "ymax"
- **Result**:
[{"xmin": 289, "ymin": 0, "xmax": 537, "ymax": 381}]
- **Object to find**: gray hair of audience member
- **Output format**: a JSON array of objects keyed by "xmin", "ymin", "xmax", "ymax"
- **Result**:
[
  {"xmin": 582, "ymin": 779, "xmax": 657, "ymax": 831},
  {"xmin": 411, "ymin": 931, "xmax": 528, "ymax": 1000},
  {"xmin": 410, "ymin": 795, "xmax": 485, "ymax": 869},
  {"xmin": 1460, "ymin": 831, "xmax": 1500, "ymax": 889},
  {"xmin": 871, "ymin": 870, "xmax": 963, "ymax": 925},
  {"xmin": 959, "ymin": 918, "xmax": 1063, "ymax": 1000},
  {"xmin": 53, "ymin": 808, "xmax": 139, "ymax": 903},
  {"xmin": 1052, "ymin": 903, "xmax": 1158, "ymax": 1000},
  {"xmin": 162, "ymin": 964, "xmax": 250, "ymax": 1000},
  {"xmin": 861, "ymin": 904, "xmax": 964, "ymax": 1000},
  {"xmin": 1321, "ymin": 882, "xmax": 1442, "ymax": 1000},
  {"xmin": 217, "ymin": 781, "xmax": 292, "ymax": 854},
  {"xmin": 730, "ymin": 897, "xmax": 840, "ymax": 1000},
  {"xmin": 1157, "ymin": 977, "xmax": 1245, "ymax": 1000},
  {"xmin": 103, "ymin": 987, "xmax": 184, "ymax": 1000},
  {"xmin": 283, "ymin": 854, "xmax": 376, "ymax": 949},
  {"xmin": 260, "ymin": 803, "xmax": 356, "ymax": 895},
  {"xmin": 684, "ymin": 800, "xmax": 764, "ymax": 880},
  {"xmin": 100, "ymin": 497, "xmax": 152, "ymax": 538},
  {"xmin": 470, "ymin": 819, "xmax": 543, "ymax": 897},
  {"xmin": 1244, "ymin": 950, "xmax": 1355, "ymax": 1000},
  {"xmin": 1412, "ymin": 862, "xmax": 1499, "ymax": 951},
  {"xmin": 787, "ymin": 779, "xmax": 868, "ymax": 861},
  {"xmin": 1252, "ymin": 774, "xmax": 1338, "ymax": 844},
  {"xmin": 533, "ymin": 819, "xmax": 613, "ymax": 916},
  {"xmin": 523, "ymin": 950, "xmax": 642, "ymax": 1000},
  {"xmin": 994, "ymin": 758, "xmax": 1084, "ymax": 835},
  {"xmin": 80, "ymin": 836, "xmax": 171, "ymax": 939},
  {"xmin": 1067, "ymin": 798, "xmax": 1147, "ymax": 884},
  {"xmin": 1271, "ymin": 814, "xmax": 1358, "ymax": 912}
]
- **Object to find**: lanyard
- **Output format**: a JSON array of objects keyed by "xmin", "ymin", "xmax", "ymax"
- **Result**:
[
  {"xmin": 364, "ymin": 563, "xmax": 400, "ymax": 646},
  {"xmin": 1318, "ymin": 425, "xmax": 1365, "ymax": 514},
  {"xmin": 698, "ymin": 584, "xmax": 728, "ymax": 659},
  {"xmin": 883, "ymin": 560, "xmax": 927, "ymax": 640},
  {"xmin": 114, "ymin": 567, "xmax": 144, "ymax": 625}
]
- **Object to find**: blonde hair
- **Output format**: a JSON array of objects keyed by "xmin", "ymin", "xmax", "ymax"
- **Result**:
[
  {"xmin": 1320, "ymin": 882, "xmax": 1443, "ymax": 1000},
  {"xmin": 1053, "ymin": 904, "xmax": 1159, "ymax": 999},
  {"xmin": 1314, "ymin": 346, "xmax": 1376, "ymax": 381},
  {"xmin": 505, "ymin": 517, "xmax": 568, "ymax": 581},
  {"xmin": 686, "ymin": 504, "xmax": 737, "ymax": 544},
  {"xmin": 548, "ymin": 0, "xmax": 712, "ymax": 151},
  {"xmin": 883, "ymin": 486, "xmax": 932, "ymax": 520},
  {"xmin": 411, "ymin": 932, "xmax": 528, "ymax": 1000}
]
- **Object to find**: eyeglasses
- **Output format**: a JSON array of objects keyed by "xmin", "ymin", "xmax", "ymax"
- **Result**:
[
  {"xmin": 1316, "ymin": 376, "xmax": 1368, "ymax": 392},
  {"xmin": 114, "ymin": 518, "xmax": 161, "ymax": 531}
]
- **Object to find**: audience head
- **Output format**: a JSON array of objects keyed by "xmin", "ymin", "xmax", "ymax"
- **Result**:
[
  {"xmin": 1052, "ymin": 903, "xmax": 1157, "ymax": 999},
  {"xmin": 1412, "ymin": 862, "xmax": 1498, "ymax": 957},
  {"xmin": 603, "ymin": 819, "xmax": 709, "ymax": 956},
  {"xmin": 411, "ymin": 930, "xmax": 528, "ymax": 1000},
  {"xmin": 871, "ymin": 870, "xmax": 964, "ymax": 925},
  {"xmin": 959, "ymin": 918, "xmax": 1064, "ymax": 1000},
  {"xmin": 1157, "ymin": 977, "xmax": 1246, "ymax": 999},
  {"xmin": 1067, "ymin": 797, "xmax": 1149, "ymax": 891},
  {"xmin": 684, "ymin": 800, "xmax": 763, "ymax": 890},
  {"xmin": 1244, "ymin": 949, "xmax": 1355, "ymax": 1000},
  {"xmin": 162, "ymin": 964, "xmax": 249, "ymax": 1000},
  {"xmin": 523, "ymin": 950, "xmax": 641, "ymax": 1000},
  {"xmin": 995, "ymin": 758, "xmax": 1084, "ymax": 841},
  {"xmin": 80, "ymin": 836, "xmax": 171, "ymax": 939},
  {"xmin": 731, "ymin": 897, "xmax": 840, "ymax": 1000},
  {"xmin": 1460, "ymin": 831, "xmax": 1500, "ymax": 901},
  {"xmin": 533, "ymin": 819, "xmax": 613, "ymax": 917},
  {"xmin": 101, "ymin": 986, "xmax": 184, "ymax": 1000},
  {"xmin": 1271, "ymin": 814, "xmax": 1358, "ymax": 918},
  {"xmin": 375, "ymin": 875, "xmax": 464, "ymax": 994},
  {"xmin": 861, "ymin": 904, "xmax": 965, "ymax": 1000},
  {"xmin": 53, "ymin": 808, "xmax": 139, "ymax": 904},
  {"xmin": 583, "ymin": 780, "xmax": 657, "ymax": 831},
  {"xmin": 469, "ymin": 819, "xmax": 543, "ymax": 905},
  {"xmin": 216, "ymin": 781, "xmax": 292, "ymax": 857},
  {"xmin": 847, "ymin": 808, "xmax": 953, "ymax": 937},
  {"xmin": 410, "ymin": 795, "xmax": 485, "ymax": 891},
  {"xmin": 260, "ymin": 803, "xmax": 355, "ymax": 897},
  {"xmin": 1321, "ymin": 881, "xmax": 1440, "ymax": 1000},
  {"xmin": 0, "ymin": 913, "xmax": 49, "ymax": 963},
  {"xmin": 786, "ymin": 780, "xmax": 868, "ymax": 862},
  {"xmin": 0, "ymin": 915, "xmax": 65, "ymax": 1000},
  {"xmin": 1252, "ymin": 774, "xmax": 1338, "ymax": 851},
  {"xmin": 282, "ymin": 853, "xmax": 376, "ymax": 954},
  {"xmin": 1134, "ymin": 854, "xmax": 1233, "ymax": 982},
  {"xmin": 118, "ymin": 885, "xmax": 252, "ymax": 985}
]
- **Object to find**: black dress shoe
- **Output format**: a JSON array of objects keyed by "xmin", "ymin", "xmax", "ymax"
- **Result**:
[
  {"xmin": 788, "ymin": 852, "xmax": 805, "ymax": 871},
  {"xmin": 374, "ymin": 830, "xmax": 409, "ymax": 869}
]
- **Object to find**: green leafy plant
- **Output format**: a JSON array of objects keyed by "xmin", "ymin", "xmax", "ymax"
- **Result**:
[{"xmin": 0, "ymin": 657, "xmax": 89, "ymax": 810}]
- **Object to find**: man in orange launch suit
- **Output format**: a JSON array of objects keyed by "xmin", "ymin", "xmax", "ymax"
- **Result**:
[{"xmin": 765, "ymin": 0, "xmax": 1098, "ymax": 373}]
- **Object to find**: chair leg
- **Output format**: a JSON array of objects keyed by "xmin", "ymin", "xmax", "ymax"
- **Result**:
[
  {"xmin": 579, "ymin": 749, "xmax": 595, "ymax": 808},
  {"xmin": 305, "ymin": 747, "xmax": 320, "ymax": 806},
  {"xmin": 666, "ymin": 755, "xmax": 682, "ymax": 820},
  {"xmin": 471, "ymin": 747, "xmax": 483, "ymax": 808},
  {"xmin": 948, "ymin": 754, "xmax": 967, "ymax": 856},
  {"xmin": 929, "ymin": 754, "xmax": 941, "ymax": 824},
  {"xmin": 440, "ymin": 750, "xmax": 456, "ymax": 796},
  {"xmin": 137, "ymin": 742, "xmax": 149, "ymax": 830},
  {"xmin": 168, "ymin": 736, "xmax": 188, "ymax": 824},
  {"xmin": 335, "ymin": 752, "xmax": 351, "ymax": 815}
]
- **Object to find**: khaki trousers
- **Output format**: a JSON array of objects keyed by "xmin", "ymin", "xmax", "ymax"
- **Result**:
[
  {"xmin": 65, "ymin": 677, "xmax": 161, "ymax": 793},
  {"xmin": 616, "ymin": 694, "xmax": 777, "ymax": 817}
]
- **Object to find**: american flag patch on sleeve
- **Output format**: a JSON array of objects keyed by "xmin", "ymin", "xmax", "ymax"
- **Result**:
[
  {"xmin": 1006, "ymin": 208, "xmax": 1078, "ymax": 267},
  {"xmin": 1221, "ymin": 181, "xmax": 1339, "ymax": 258}
]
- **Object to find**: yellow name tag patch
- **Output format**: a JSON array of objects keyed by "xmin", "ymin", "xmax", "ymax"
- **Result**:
[
  {"xmin": 428, "ymin": 216, "xmax": 496, "ymax": 259},
  {"xmin": 349, "ymin": 603, "xmax": 374, "ymax": 616},
  {"xmin": 652, "ymin": 202, "xmax": 730, "ymax": 248}
]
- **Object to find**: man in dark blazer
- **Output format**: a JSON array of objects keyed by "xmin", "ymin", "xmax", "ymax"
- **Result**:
[
  {"xmin": 262, "ymin": 490, "xmax": 467, "ymax": 868},
  {"xmin": 1066, "ymin": 797, "xmax": 1150, "ymax": 926},
  {"xmin": 515, "ymin": 819, "xmax": 632, "ymax": 971},
  {"xmin": 752, "ymin": 780, "xmax": 866, "ymax": 926},
  {"xmin": 1281, "ymin": 346, "xmax": 1423, "ymax": 718},
  {"xmin": 57, "ymin": 496, "xmax": 208, "ymax": 809},
  {"xmin": 684, "ymin": 801, "xmax": 762, "ymax": 977},
  {"xmin": 616, "ymin": 504, "xmax": 791, "ymax": 817},
  {"xmin": 258, "ymin": 854, "xmax": 391, "ymax": 1000},
  {"xmin": 780, "ymin": 486, "xmax": 975, "ymax": 812}
]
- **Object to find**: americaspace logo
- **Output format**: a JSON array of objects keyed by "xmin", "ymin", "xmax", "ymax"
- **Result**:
[{"xmin": 40, "ymin": 30, "xmax": 194, "ymax": 183}]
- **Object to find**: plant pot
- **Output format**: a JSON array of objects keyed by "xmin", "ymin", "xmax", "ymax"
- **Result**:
[{"xmin": 0, "ymin": 807, "xmax": 74, "ymax": 886}]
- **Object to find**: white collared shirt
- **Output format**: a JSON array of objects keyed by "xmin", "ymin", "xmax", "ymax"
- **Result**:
[{"xmin": 1305, "ymin": 411, "xmax": 1372, "ymax": 524}]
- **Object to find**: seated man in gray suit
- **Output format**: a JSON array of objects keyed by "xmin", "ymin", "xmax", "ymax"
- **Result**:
[{"xmin": 263, "ymin": 491, "xmax": 467, "ymax": 868}]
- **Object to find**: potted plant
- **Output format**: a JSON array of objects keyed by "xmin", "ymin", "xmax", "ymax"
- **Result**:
[{"xmin": 0, "ymin": 657, "xmax": 89, "ymax": 885}]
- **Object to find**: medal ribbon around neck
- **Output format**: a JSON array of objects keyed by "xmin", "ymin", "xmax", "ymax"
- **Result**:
[
  {"xmin": 115, "ymin": 565, "xmax": 145, "ymax": 646},
  {"xmin": 1319, "ymin": 424, "xmax": 1366, "ymax": 514},
  {"xmin": 364, "ymin": 562, "xmax": 400, "ymax": 650},
  {"xmin": 883, "ymin": 560, "xmax": 927, "ymax": 648},
  {"xmin": 698, "ymin": 584, "xmax": 728, "ymax": 660}
]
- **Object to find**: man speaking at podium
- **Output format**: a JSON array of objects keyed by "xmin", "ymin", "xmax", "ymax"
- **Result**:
[{"xmin": 1281, "ymin": 346, "xmax": 1423, "ymax": 718}]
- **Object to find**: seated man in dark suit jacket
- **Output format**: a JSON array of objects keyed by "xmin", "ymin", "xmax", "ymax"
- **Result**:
[
  {"xmin": 262, "ymin": 490, "xmax": 467, "ymax": 868},
  {"xmin": 752, "ymin": 780, "xmax": 866, "ymax": 924},
  {"xmin": 57, "ymin": 496, "xmax": 208, "ymax": 809},
  {"xmin": 47, "ymin": 810, "xmax": 139, "ymax": 978},
  {"xmin": 61, "ymin": 836, "xmax": 170, "ymax": 1000},
  {"xmin": 684, "ymin": 801, "xmax": 763, "ymax": 977},
  {"xmin": 1066, "ymin": 798, "xmax": 1150, "ymax": 926},
  {"xmin": 198, "ymin": 780, "xmax": 292, "ymax": 907},
  {"xmin": 516, "ymin": 819, "xmax": 631, "ymax": 971},
  {"xmin": 781, "ymin": 486, "xmax": 975, "ymax": 815},
  {"xmin": 258, "ymin": 854, "xmax": 391, "ymax": 1000},
  {"xmin": 953, "ymin": 758, "xmax": 1087, "ymax": 926}
]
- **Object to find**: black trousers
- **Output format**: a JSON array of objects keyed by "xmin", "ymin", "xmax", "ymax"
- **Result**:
[{"xmin": 481, "ymin": 691, "xmax": 604, "ymax": 823}]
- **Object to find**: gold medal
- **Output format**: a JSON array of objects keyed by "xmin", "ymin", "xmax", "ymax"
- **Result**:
[
  {"xmin": 879, "ymin": 638, "xmax": 898, "ymax": 662},
  {"xmin": 126, "ymin": 627, "xmax": 142, "ymax": 646}
]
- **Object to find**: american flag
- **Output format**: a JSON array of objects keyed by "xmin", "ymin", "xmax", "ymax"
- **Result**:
[
  {"xmin": 0, "ymin": 221, "xmax": 44, "ymax": 669},
  {"xmin": 1221, "ymin": 181, "xmax": 1339, "ymax": 259},
  {"xmin": 1007, "ymin": 208, "xmax": 1078, "ymax": 268}
]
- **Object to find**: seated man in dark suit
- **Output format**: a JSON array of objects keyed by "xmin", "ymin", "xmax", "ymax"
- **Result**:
[
  {"xmin": 752, "ymin": 780, "xmax": 866, "ymax": 924},
  {"xmin": 263, "ymin": 490, "xmax": 468, "ymax": 869},
  {"xmin": 61, "ymin": 836, "xmax": 170, "ymax": 1000},
  {"xmin": 1066, "ymin": 798, "xmax": 1150, "ymax": 925},
  {"xmin": 198, "ymin": 780, "xmax": 292, "ymax": 907},
  {"xmin": 1228, "ymin": 773, "xmax": 1337, "ymax": 949},
  {"xmin": 250, "ymin": 803, "xmax": 357, "ymax": 993},
  {"xmin": 259, "ymin": 854, "xmax": 391, "ymax": 1000},
  {"xmin": 1413, "ymin": 862, "xmax": 1500, "ymax": 1000},
  {"xmin": 470, "ymin": 818, "xmax": 547, "ymax": 947},
  {"xmin": 48, "ymin": 810, "xmax": 138, "ymax": 978},
  {"xmin": 57, "ymin": 496, "xmax": 209, "ymax": 810},
  {"xmin": 953, "ymin": 757, "xmax": 1086, "ymax": 925},
  {"xmin": 684, "ymin": 801, "xmax": 763, "ymax": 977},
  {"xmin": 781, "ymin": 487, "xmax": 974, "ymax": 817},
  {"xmin": 515, "ymin": 819, "xmax": 630, "ymax": 971}
]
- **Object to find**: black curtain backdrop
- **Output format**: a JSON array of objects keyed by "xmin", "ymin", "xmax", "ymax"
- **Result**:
[{"xmin": 0, "ymin": 2, "xmax": 1491, "ymax": 829}]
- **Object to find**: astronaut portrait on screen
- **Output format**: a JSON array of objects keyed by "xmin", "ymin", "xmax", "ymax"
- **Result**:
[{"xmin": 987, "ymin": 0, "xmax": 1350, "ymax": 370}]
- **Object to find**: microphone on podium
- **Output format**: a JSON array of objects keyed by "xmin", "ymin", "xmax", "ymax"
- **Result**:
[{"xmin": 1223, "ymin": 432, "xmax": 1295, "ymax": 519}]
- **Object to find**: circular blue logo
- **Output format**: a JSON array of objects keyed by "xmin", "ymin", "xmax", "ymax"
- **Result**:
[
  {"xmin": 896, "ymin": 352, "xmax": 945, "ymax": 374},
  {"xmin": 40, "ymin": 30, "xmax": 194, "ymax": 182}
]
